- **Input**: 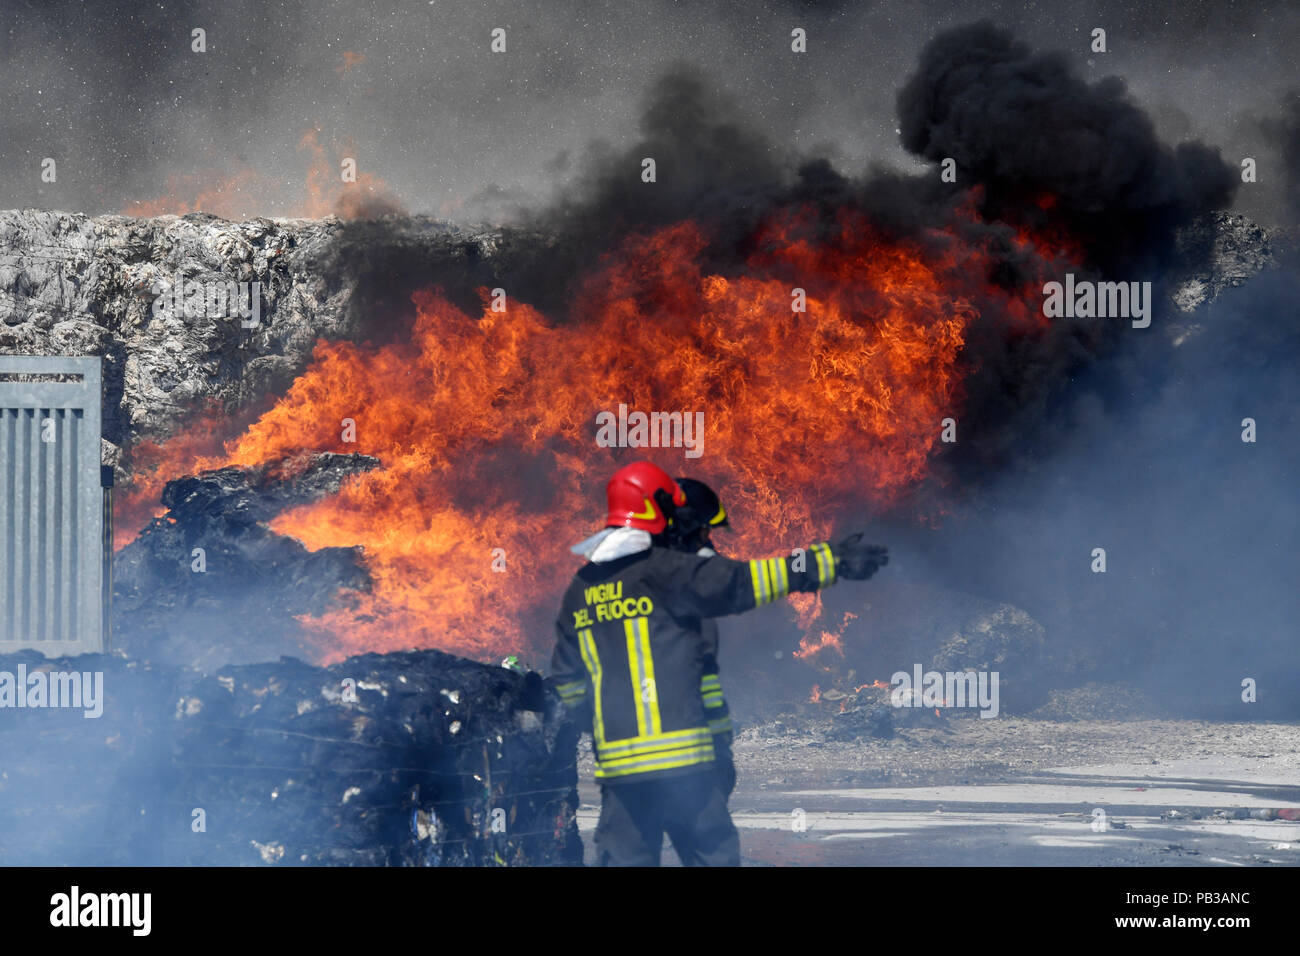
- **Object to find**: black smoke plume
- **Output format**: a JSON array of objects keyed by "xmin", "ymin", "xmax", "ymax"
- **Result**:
[{"xmin": 897, "ymin": 20, "xmax": 1237, "ymax": 274}]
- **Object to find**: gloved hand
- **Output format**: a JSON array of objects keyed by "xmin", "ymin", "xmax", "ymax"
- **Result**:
[{"xmin": 833, "ymin": 533, "xmax": 889, "ymax": 580}]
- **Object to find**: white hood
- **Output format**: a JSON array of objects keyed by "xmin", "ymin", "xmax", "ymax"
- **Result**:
[{"xmin": 570, "ymin": 526, "xmax": 653, "ymax": 563}]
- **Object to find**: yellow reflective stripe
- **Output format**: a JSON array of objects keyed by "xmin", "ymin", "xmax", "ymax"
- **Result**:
[
  {"xmin": 811, "ymin": 541, "xmax": 842, "ymax": 587},
  {"xmin": 748, "ymin": 560, "xmax": 766, "ymax": 605},
  {"xmin": 708, "ymin": 716, "xmax": 734, "ymax": 734},
  {"xmin": 768, "ymin": 558, "xmax": 785, "ymax": 597},
  {"xmin": 556, "ymin": 680, "xmax": 587, "ymax": 698},
  {"xmin": 623, "ymin": 617, "xmax": 661, "ymax": 738},
  {"xmin": 702, "ymin": 670, "xmax": 726, "ymax": 708},
  {"xmin": 597, "ymin": 726, "xmax": 713, "ymax": 757},
  {"xmin": 762, "ymin": 558, "xmax": 777, "ymax": 602},
  {"xmin": 625, "ymin": 619, "xmax": 649, "ymax": 738},
  {"xmin": 811, "ymin": 542, "xmax": 836, "ymax": 587},
  {"xmin": 594, "ymin": 744, "xmax": 715, "ymax": 779},
  {"xmin": 599, "ymin": 744, "xmax": 714, "ymax": 770},
  {"xmin": 639, "ymin": 617, "xmax": 662, "ymax": 735},
  {"xmin": 577, "ymin": 629, "xmax": 605, "ymax": 745},
  {"xmin": 750, "ymin": 556, "xmax": 804, "ymax": 605}
]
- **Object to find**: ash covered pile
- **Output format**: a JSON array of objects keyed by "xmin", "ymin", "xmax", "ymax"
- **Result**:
[
  {"xmin": 0, "ymin": 647, "xmax": 581, "ymax": 866},
  {"xmin": 112, "ymin": 452, "xmax": 378, "ymax": 669}
]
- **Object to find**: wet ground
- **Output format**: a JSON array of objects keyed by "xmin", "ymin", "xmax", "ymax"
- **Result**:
[{"xmin": 575, "ymin": 717, "xmax": 1300, "ymax": 865}]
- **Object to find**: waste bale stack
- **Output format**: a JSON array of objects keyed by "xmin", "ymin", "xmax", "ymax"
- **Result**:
[
  {"xmin": 0, "ymin": 648, "xmax": 582, "ymax": 866},
  {"xmin": 169, "ymin": 649, "xmax": 581, "ymax": 866}
]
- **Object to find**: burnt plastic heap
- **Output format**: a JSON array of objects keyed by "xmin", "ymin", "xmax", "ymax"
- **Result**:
[{"xmin": 0, "ymin": 646, "xmax": 581, "ymax": 866}]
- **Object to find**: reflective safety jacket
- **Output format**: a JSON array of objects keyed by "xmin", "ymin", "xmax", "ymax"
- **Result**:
[{"xmin": 551, "ymin": 541, "xmax": 839, "ymax": 783}]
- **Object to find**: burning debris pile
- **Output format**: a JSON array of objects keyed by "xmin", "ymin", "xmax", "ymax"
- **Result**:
[
  {"xmin": 0, "ymin": 647, "xmax": 580, "ymax": 866},
  {"xmin": 113, "ymin": 452, "xmax": 378, "ymax": 670}
]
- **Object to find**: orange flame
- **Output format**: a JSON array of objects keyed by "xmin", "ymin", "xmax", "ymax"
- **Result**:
[
  {"xmin": 793, "ymin": 630, "xmax": 843, "ymax": 661},
  {"xmin": 793, "ymin": 610, "xmax": 857, "ymax": 662},
  {"xmin": 854, "ymin": 680, "xmax": 892, "ymax": 693},
  {"xmin": 337, "ymin": 51, "xmax": 366, "ymax": 74},
  {"xmin": 120, "ymin": 129, "xmax": 398, "ymax": 220},
  {"xmin": 114, "ymin": 405, "xmax": 245, "ymax": 549},
  {"xmin": 122, "ymin": 169, "xmax": 264, "ymax": 221},
  {"xmin": 297, "ymin": 129, "xmax": 401, "ymax": 219},
  {"xmin": 117, "ymin": 204, "xmax": 1073, "ymax": 663}
]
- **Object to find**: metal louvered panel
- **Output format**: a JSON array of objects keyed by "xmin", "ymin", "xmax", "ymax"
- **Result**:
[{"xmin": 0, "ymin": 356, "xmax": 104, "ymax": 655}]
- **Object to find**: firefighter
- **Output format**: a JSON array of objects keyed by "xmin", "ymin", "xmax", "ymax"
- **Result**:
[
  {"xmin": 668, "ymin": 477, "xmax": 737, "ymax": 800},
  {"xmin": 549, "ymin": 461, "xmax": 887, "ymax": 866}
]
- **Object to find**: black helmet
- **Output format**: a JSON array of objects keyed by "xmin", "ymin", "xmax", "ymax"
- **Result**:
[{"xmin": 672, "ymin": 477, "xmax": 730, "ymax": 544}]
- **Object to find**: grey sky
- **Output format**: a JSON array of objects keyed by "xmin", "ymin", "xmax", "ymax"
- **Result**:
[{"xmin": 1, "ymin": 0, "xmax": 1294, "ymax": 224}]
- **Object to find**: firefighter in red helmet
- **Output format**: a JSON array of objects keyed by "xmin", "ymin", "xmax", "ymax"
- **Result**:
[{"xmin": 550, "ymin": 460, "xmax": 888, "ymax": 866}]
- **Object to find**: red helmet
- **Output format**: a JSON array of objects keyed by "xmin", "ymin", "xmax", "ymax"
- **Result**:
[{"xmin": 605, "ymin": 461, "xmax": 686, "ymax": 534}]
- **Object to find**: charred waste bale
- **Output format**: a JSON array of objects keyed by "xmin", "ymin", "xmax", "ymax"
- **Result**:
[
  {"xmin": 0, "ymin": 650, "xmax": 181, "ymax": 866},
  {"xmin": 0, "ymin": 648, "xmax": 581, "ymax": 866},
  {"xmin": 168, "ymin": 649, "xmax": 581, "ymax": 866},
  {"xmin": 112, "ymin": 454, "xmax": 377, "ymax": 671}
]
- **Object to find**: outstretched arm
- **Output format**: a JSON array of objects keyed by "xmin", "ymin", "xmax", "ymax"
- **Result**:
[{"xmin": 660, "ymin": 534, "xmax": 888, "ymax": 620}]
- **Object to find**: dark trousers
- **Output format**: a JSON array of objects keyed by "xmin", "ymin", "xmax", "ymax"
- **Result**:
[
  {"xmin": 714, "ymin": 736, "xmax": 736, "ymax": 800},
  {"xmin": 595, "ymin": 770, "xmax": 739, "ymax": 866}
]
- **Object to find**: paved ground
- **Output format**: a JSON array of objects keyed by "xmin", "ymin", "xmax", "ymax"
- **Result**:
[{"xmin": 574, "ymin": 719, "xmax": 1300, "ymax": 865}]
